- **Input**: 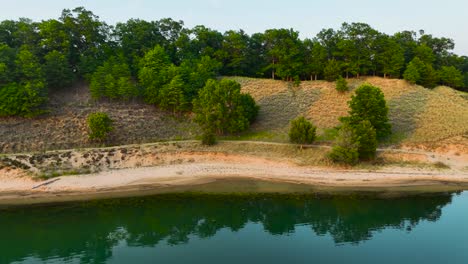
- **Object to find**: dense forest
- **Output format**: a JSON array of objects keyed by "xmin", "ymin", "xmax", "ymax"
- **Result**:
[{"xmin": 0, "ymin": 7, "xmax": 467, "ymax": 118}]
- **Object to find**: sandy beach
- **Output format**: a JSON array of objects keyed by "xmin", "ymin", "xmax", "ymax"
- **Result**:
[{"xmin": 1, "ymin": 150, "xmax": 468, "ymax": 205}]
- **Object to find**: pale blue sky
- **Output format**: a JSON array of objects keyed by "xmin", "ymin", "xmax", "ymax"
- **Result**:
[{"xmin": 1, "ymin": 0, "xmax": 467, "ymax": 55}]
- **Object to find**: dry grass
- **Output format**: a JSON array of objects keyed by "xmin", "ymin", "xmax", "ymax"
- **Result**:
[{"xmin": 229, "ymin": 77, "xmax": 468, "ymax": 147}]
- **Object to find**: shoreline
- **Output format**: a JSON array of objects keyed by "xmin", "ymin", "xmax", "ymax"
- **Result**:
[
  {"xmin": 1, "ymin": 161, "xmax": 468, "ymax": 206},
  {"xmin": 1, "ymin": 140, "xmax": 467, "ymax": 206}
]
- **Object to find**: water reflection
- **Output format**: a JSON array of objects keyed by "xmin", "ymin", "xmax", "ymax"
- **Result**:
[{"xmin": 0, "ymin": 192, "xmax": 456, "ymax": 263}]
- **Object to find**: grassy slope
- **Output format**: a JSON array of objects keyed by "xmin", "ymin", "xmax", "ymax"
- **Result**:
[
  {"xmin": 0, "ymin": 77, "xmax": 466, "ymax": 154},
  {"xmin": 227, "ymin": 76, "xmax": 468, "ymax": 150}
]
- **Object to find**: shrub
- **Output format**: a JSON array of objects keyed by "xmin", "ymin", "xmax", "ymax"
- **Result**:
[
  {"xmin": 335, "ymin": 76, "xmax": 348, "ymax": 92},
  {"xmin": 87, "ymin": 112, "xmax": 113, "ymax": 142},
  {"xmin": 201, "ymin": 130, "xmax": 217, "ymax": 146},
  {"xmin": 289, "ymin": 116, "xmax": 316, "ymax": 145},
  {"xmin": 328, "ymin": 123, "xmax": 360, "ymax": 165},
  {"xmin": 354, "ymin": 120, "xmax": 377, "ymax": 160}
]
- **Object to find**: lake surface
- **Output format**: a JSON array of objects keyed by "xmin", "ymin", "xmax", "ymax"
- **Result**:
[{"xmin": 1, "ymin": 190, "xmax": 468, "ymax": 264}]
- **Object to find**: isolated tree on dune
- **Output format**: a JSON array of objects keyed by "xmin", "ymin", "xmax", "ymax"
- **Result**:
[
  {"xmin": 289, "ymin": 116, "xmax": 317, "ymax": 146},
  {"xmin": 328, "ymin": 122, "xmax": 360, "ymax": 165},
  {"xmin": 343, "ymin": 83, "xmax": 391, "ymax": 139}
]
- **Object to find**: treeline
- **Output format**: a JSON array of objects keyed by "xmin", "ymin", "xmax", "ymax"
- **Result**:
[{"xmin": 1, "ymin": 7, "xmax": 467, "ymax": 117}]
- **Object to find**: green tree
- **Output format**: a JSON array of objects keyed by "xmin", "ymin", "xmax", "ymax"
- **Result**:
[
  {"xmin": 335, "ymin": 76, "xmax": 348, "ymax": 92},
  {"xmin": 87, "ymin": 112, "xmax": 113, "ymax": 142},
  {"xmin": 439, "ymin": 66, "xmax": 464, "ymax": 88},
  {"xmin": 344, "ymin": 83, "xmax": 391, "ymax": 139},
  {"xmin": 304, "ymin": 39, "xmax": 327, "ymax": 80},
  {"xmin": 323, "ymin": 59, "xmax": 342, "ymax": 81},
  {"xmin": 403, "ymin": 60, "xmax": 421, "ymax": 84},
  {"xmin": 90, "ymin": 57, "xmax": 134, "ymax": 100},
  {"xmin": 375, "ymin": 36, "xmax": 405, "ymax": 78},
  {"xmin": 288, "ymin": 116, "xmax": 317, "ymax": 146},
  {"xmin": 239, "ymin": 93, "xmax": 259, "ymax": 124},
  {"xmin": 328, "ymin": 122, "xmax": 360, "ymax": 165},
  {"xmin": 354, "ymin": 120, "xmax": 377, "ymax": 160},
  {"xmin": 138, "ymin": 45, "xmax": 173, "ymax": 104},
  {"xmin": 193, "ymin": 79, "xmax": 258, "ymax": 137},
  {"xmin": 43, "ymin": 50, "xmax": 74, "ymax": 90},
  {"xmin": 159, "ymin": 75, "xmax": 187, "ymax": 113}
]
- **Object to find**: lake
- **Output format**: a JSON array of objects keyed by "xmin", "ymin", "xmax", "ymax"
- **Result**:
[{"xmin": 1, "ymin": 188, "xmax": 467, "ymax": 264}]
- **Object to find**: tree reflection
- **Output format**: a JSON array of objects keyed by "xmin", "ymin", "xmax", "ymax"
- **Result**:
[{"xmin": 0, "ymin": 192, "xmax": 455, "ymax": 263}]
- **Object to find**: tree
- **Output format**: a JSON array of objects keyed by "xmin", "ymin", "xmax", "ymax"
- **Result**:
[
  {"xmin": 375, "ymin": 36, "xmax": 405, "ymax": 78},
  {"xmin": 193, "ymin": 79, "xmax": 258, "ymax": 137},
  {"xmin": 87, "ymin": 112, "xmax": 113, "ymax": 142},
  {"xmin": 288, "ymin": 116, "xmax": 317, "ymax": 146},
  {"xmin": 344, "ymin": 84, "xmax": 391, "ymax": 139},
  {"xmin": 43, "ymin": 50, "xmax": 74, "ymax": 90},
  {"xmin": 439, "ymin": 66, "xmax": 464, "ymax": 88},
  {"xmin": 263, "ymin": 28, "xmax": 304, "ymax": 81},
  {"xmin": 304, "ymin": 39, "xmax": 327, "ymax": 80},
  {"xmin": 239, "ymin": 93, "xmax": 259, "ymax": 124},
  {"xmin": 403, "ymin": 60, "xmax": 421, "ymax": 84},
  {"xmin": 335, "ymin": 76, "xmax": 348, "ymax": 92},
  {"xmin": 138, "ymin": 45, "xmax": 173, "ymax": 104},
  {"xmin": 354, "ymin": 120, "xmax": 377, "ymax": 160},
  {"xmin": 323, "ymin": 59, "xmax": 342, "ymax": 81},
  {"xmin": 90, "ymin": 57, "xmax": 135, "ymax": 100},
  {"xmin": 159, "ymin": 75, "xmax": 187, "ymax": 113},
  {"xmin": 328, "ymin": 122, "xmax": 360, "ymax": 165}
]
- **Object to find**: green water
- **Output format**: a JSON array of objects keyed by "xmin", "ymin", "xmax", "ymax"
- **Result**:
[{"xmin": 1, "ymin": 190, "xmax": 468, "ymax": 264}]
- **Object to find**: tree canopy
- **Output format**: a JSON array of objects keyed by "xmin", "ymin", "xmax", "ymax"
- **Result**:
[{"xmin": 1, "ymin": 7, "xmax": 468, "ymax": 118}]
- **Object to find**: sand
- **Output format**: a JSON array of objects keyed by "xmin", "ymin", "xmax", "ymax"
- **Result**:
[{"xmin": 1, "ymin": 153, "xmax": 467, "ymax": 205}]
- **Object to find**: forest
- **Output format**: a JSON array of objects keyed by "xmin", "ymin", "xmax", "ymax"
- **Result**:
[{"xmin": 0, "ymin": 7, "xmax": 467, "ymax": 118}]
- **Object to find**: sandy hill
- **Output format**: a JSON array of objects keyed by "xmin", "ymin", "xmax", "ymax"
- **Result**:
[
  {"xmin": 227, "ymin": 76, "xmax": 468, "ymax": 153},
  {"xmin": 0, "ymin": 77, "xmax": 467, "ymax": 154}
]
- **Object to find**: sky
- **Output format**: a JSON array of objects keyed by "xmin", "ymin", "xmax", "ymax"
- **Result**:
[{"xmin": 0, "ymin": 0, "xmax": 467, "ymax": 56}]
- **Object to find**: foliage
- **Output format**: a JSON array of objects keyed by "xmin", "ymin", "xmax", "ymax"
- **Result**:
[
  {"xmin": 288, "ymin": 116, "xmax": 317, "ymax": 145},
  {"xmin": 439, "ymin": 66, "xmax": 464, "ymax": 88},
  {"xmin": 201, "ymin": 130, "xmax": 217, "ymax": 146},
  {"xmin": 159, "ymin": 75, "xmax": 187, "ymax": 113},
  {"xmin": 323, "ymin": 59, "xmax": 342, "ymax": 81},
  {"xmin": 43, "ymin": 50, "xmax": 74, "ymax": 90},
  {"xmin": 87, "ymin": 112, "xmax": 113, "ymax": 141},
  {"xmin": 335, "ymin": 76, "xmax": 348, "ymax": 92},
  {"xmin": 353, "ymin": 120, "xmax": 377, "ymax": 160},
  {"xmin": 344, "ymin": 83, "xmax": 391, "ymax": 139},
  {"xmin": 328, "ymin": 122, "xmax": 360, "ymax": 165},
  {"xmin": 90, "ymin": 57, "xmax": 137, "ymax": 100},
  {"xmin": 403, "ymin": 58, "xmax": 422, "ymax": 84},
  {"xmin": 193, "ymin": 79, "xmax": 258, "ymax": 136},
  {"xmin": 1, "ymin": 8, "xmax": 468, "ymax": 118}
]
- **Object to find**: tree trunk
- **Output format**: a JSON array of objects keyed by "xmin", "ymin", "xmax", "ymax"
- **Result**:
[
  {"xmin": 384, "ymin": 73, "xmax": 387, "ymax": 78},
  {"xmin": 315, "ymin": 74, "xmax": 318, "ymax": 81}
]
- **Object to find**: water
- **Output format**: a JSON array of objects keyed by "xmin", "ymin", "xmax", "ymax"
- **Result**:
[{"xmin": 1, "ymin": 190, "xmax": 468, "ymax": 264}]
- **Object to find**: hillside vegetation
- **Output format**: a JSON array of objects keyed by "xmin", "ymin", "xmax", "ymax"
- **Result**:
[{"xmin": 0, "ymin": 77, "xmax": 466, "ymax": 154}]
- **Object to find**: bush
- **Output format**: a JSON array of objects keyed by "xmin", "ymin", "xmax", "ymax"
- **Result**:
[
  {"xmin": 239, "ymin": 93, "xmax": 260, "ymax": 123},
  {"xmin": 201, "ymin": 130, "xmax": 217, "ymax": 146},
  {"xmin": 354, "ymin": 120, "xmax": 377, "ymax": 160},
  {"xmin": 289, "ymin": 116, "xmax": 316, "ymax": 145},
  {"xmin": 87, "ymin": 112, "xmax": 113, "ymax": 142},
  {"xmin": 335, "ymin": 76, "xmax": 348, "ymax": 92},
  {"xmin": 328, "ymin": 123, "xmax": 360, "ymax": 165},
  {"xmin": 343, "ymin": 83, "xmax": 391, "ymax": 140}
]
